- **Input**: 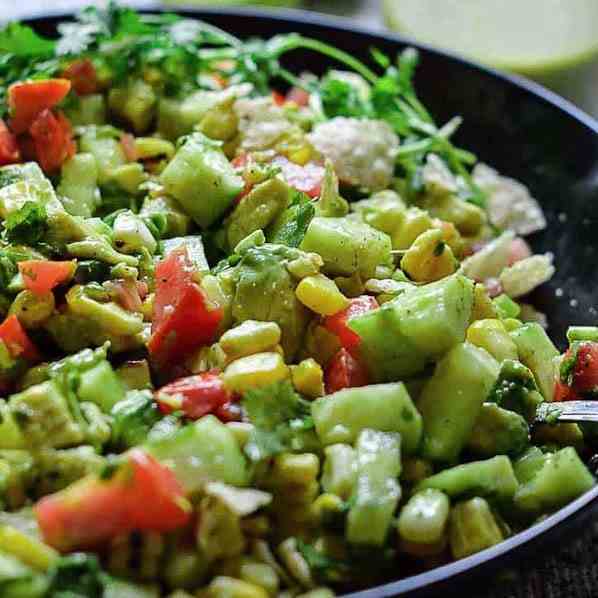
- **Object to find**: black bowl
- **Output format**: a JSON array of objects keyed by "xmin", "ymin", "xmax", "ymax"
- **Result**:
[{"xmin": 22, "ymin": 6, "xmax": 598, "ymax": 597}]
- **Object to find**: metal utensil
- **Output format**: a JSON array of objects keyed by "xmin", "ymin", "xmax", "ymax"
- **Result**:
[{"xmin": 536, "ymin": 401, "xmax": 598, "ymax": 424}]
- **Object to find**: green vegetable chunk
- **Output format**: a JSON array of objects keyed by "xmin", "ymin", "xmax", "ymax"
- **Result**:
[
  {"xmin": 146, "ymin": 415, "xmax": 248, "ymax": 491},
  {"xmin": 111, "ymin": 390, "xmax": 162, "ymax": 450},
  {"xmin": 416, "ymin": 456, "xmax": 519, "ymax": 502},
  {"xmin": 312, "ymin": 382, "xmax": 422, "ymax": 454},
  {"xmin": 346, "ymin": 429, "xmax": 401, "ymax": 546},
  {"xmin": 349, "ymin": 275, "xmax": 474, "ymax": 381},
  {"xmin": 418, "ymin": 342, "xmax": 499, "ymax": 461},
  {"xmin": 514, "ymin": 447, "xmax": 594, "ymax": 514},
  {"xmin": 58, "ymin": 153, "xmax": 100, "ymax": 218},
  {"xmin": 467, "ymin": 403, "xmax": 529, "ymax": 458},
  {"xmin": 300, "ymin": 216, "xmax": 392, "ymax": 279},
  {"xmin": 397, "ymin": 488, "xmax": 450, "ymax": 546},
  {"xmin": 160, "ymin": 133, "xmax": 243, "ymax": 229}
]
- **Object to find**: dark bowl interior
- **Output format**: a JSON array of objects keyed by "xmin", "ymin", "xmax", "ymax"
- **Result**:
[{"xmin": 23, "ymin": 6, "xmax": 598, "ymax": 597}]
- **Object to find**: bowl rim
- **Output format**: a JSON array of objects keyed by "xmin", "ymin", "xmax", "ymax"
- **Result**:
[{"xmin": 16, "ymin": 4, "xmax": 598, "ymax": 596}]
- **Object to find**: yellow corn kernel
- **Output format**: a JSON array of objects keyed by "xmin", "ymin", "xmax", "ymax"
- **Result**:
[
  {"xmin": 204, "ymin": 576, "xmax": 269, "ymax": 598},
  {"xmin": 470, "ymin": 283, "xmax": 498, "ymax": 322},
  {"xmin": 0, "ymin": 524, "xmax": 58, "ymax": 571},
  {"xmin": 287, "ymin": 253, "xmax": 323, "ymax": 279},
  {"xmin": 277, "ymin": 538, "xmax": 314, "ymax": 589},
  {"xmin": 400, "ymin": 229, "xmax": 457, "ymax": 283},
  {"xmin": 288, "ymin": 144, "xmax": 313, "ymax": 166},
  {"xmin": 240, "ymin": 561, "xmax": 280, "ymax": 595},
  {"xmin": 222, "ymin": 352, "xmax": 289, "ymax": 393},
  {"xmin": 220, "ymin": 320, "xmax": 281, "ymax": 360},
  {"xmin": 503, "ymin": 318, "xmax": 523, "ymax": 332},
  {"xmin": 311, "ymin": 493, "xmax": 346, "ymax": 525},
  {"xmin": 9, "ymin": 290, "xmax": 55, "ymax": 329},
  {"xmin": 296, "ymin": 275, "xmax": 349, "ymax": 316},
  {"xmin": 134, "ymin": 137, "xmax": 175, "ymax": 160},
  {"xmin": 290, "ymin": 358, "xmax": 324, "ymax": 399},
  {"xmin": 432, "ymin": 218, "xmax": 464, "ymax": 257},
  {"xmin": 467, "ymin": 319, "xmax": 518, "ymax": 362},
  {"xmin": 392, "ymin": 207, "xmax": 433, "ymax": 250},
  {"xmin": 270, "ymin": 453, "xmax": 320, "ymax": 488}
]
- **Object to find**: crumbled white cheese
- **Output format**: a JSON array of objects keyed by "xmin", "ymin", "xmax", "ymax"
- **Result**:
[
  {"xmin": 422, "ymin": 153, "xmax": 459, "ymax": 196},
  {"xmin": 473, "ymin": 163, "xmax": 546, "ymax": 236},
  {"xmin": 308, "ymin": 117, "xmax": 400, "ymax": 192},
  {"xmin": 234, "ymin": 96, "xmax": 294, "ymax": 152}
]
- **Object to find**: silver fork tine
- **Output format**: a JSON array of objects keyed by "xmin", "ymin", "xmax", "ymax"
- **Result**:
[{"xmin": 536, "ymin": 401, "xmax": 598, "ymax": 424}]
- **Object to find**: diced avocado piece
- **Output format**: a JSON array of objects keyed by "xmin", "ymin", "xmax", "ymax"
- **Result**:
[
  {"xmin": 58, "ymin": 153, "xmax": 100, "ymax": 218},
  {"xmin": 0, "ymin": 401, "xmax": 25, "ymax": 450},
  {"xmin": 418, "ymin": 343, "xmax": 500, "ymax": 462},
  {"xmin": 416, "ymin": 455, "xmax": 519, "ymax": 502},
  {"xmin": 34, "ymin": 446, "xmax": 105, "ymax": 496},
  {"xmin": 510, "ymin": 323, "xmax": 559, "ymax": 401},
  {"xmin": 229, "ymin": 244, "xmax": 311, "ymax": 360},
  {"xmin": 64, "ymin": 94, "xmax": 107, "ymax": 126},
  {"xmin": 9, "ymin": 381, "xmax": 84, "ymax": 449},
  {"xmin": 349, "ymin": 275, "xmax": 474, "ymax": 382},
  {"xmin": 512, "ymin": 446, "xmax": 547, "ymax": 484},
  {"xmin": 514, "ymin": 447, "xmax": 594, "ymax": 514},
  {"xmin": 76, "ymin": 360, "xmax": 125, "ymax": 413},
  {"xmin": 115, "ymin": 360, "xmax": 153, "ymax": 391},
  {"xmin": 157, "ymin": 90, "xmax": 225, "ymax": 140},
  {"xmin": 226, "ymin": 178, "xmax": 290, "ymax": 250},
  {"xmin": 108, "ymin": 79, "xmax": 157, "ymax": 134},
  {"xmin": 110, "ymin": 390, "xmax": 162, "ymax": 450},
  {"xmin": 160, "ymin": 133, "xmax": 244, "ymax": 229},
  {"xmin": 300, "ymin": 216, "xmax": 392, "ymax": 279},
  {"xmin": 346, "ymin": 429, "xmax": 401, "ymax": 546},
  {"xmin": 468, "ymin": 403, "xmax": 529, "ymax": 458},
  {"xmin": 78, "ymin": 126, "xmax": 127, "ymax": 185},
  {"xmin": 311, "ymin": 382, "xmax": 422, "ymax": 454},
  {"xmin": 0, "ymin": 450, "xmax": 35, "ymax": 510},
  {"xmin": 140, "ymin": 194, "xmax": 191, "ymax": 238},
  {"xmin": 351, "ymin": 189, "xmax": 406, "ymax": 235},
  {"xmin": 146, "ymin": 415, "xmax": 248, "ymax": 491}
]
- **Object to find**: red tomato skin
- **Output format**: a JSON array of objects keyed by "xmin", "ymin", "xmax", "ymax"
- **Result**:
[
  {"xmin": 272, "ymin": 91, "xmax": 286, "ymax": 106},
  {"xmin": 554, "ymin": 380, "xmax": 577, "ymax": 402},
  {"xmin": 62, "ymin": 59, "xmax": 98, "ymax": 96},
  {"xmin": 156, "ymin": 372, "xmax": 232, "ymax": 419},
  {"xmin": 572, "ymin": 342, "xmax": 598, "ymax": 395},
  {"xmin": 18, "ymin": 260, "xmax": 75, "ymax": 295},
  {"xmin": 0, "ymin": 314, "xmax": 39, "ymax": 361},
  {"xmin": 8, "ymin": 79, "xmax": 72, "ymax": 134},
  {"xmin": 120, "ymin": 133, "xmax": 138, "ymax": 162},
  {"xmin": 149, "ymin": 248, "xmax": 222, "ymax": 367},
  {"xmin": 271, "ymin": 156, "xmax": 325, "ymax": 198},
  {"xmin": 325, "ymin": 348, "xmax": 369, "ymax": 394},
  {"xmin": 29, "ymin": 109, "xmax": 76, "ymax": 173},
  {"xmin": 35, "ymin": 450, "xmax": 190, "ymax": 552},
  {"xmin": 324, "ymin": 295, "xmax": 379, "ymax": 353},
  {"xmin": 0, "ymin": 119, "xmax": 20, "ymax": 166},
  {"xmin": 286, "ymin": 87, "xmax": 310, "ymax": 107}
]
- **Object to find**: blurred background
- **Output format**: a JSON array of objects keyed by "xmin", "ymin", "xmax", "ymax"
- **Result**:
[{"xmin": 4, "ymin": 0, "xmax": 598, "ymax": 119}]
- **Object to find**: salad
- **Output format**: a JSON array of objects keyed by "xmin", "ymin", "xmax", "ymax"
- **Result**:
[{"xmin": 0, "ymin": 4, "xmax": 595, "ymax": 597}]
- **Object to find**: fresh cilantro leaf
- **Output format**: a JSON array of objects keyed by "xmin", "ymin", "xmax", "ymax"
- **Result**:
[
  {"xmin": 266, "ymin": 191, "xmax": 315, "ymax": 248},
  {"xmin": 47, "ymin": 553, "xmax": 105, "ymax": 598},
  {"xmin": 3, "ymin": 201, "xmax": 48, "ymax": 246},
  {"xmin": 242, "ymin": 380, "xmax": 314, "ymax": 462},
  {"xmin": 0, "ymin": 23, "xmax": 55, "ymax": 57},
  {"xmin": 560, "ymin": 342, "xmax": 581, "ymax": 386},
  {"xmin": 320, "ymin": 76, "xmax": 369, "ymax": 119},
  {"xmin": 297, "ymin": 539, "xmax": 351, "ymax": 584}
]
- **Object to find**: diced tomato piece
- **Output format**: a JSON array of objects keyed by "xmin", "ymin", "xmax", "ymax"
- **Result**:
[
  {"xmin": 0, "ymin": 314, "xmax": 39, "ymax": 361},
  {"xmin": 554, "ymin": 379, "xmax": 577, "ymax": 402},
  {"xmin": 271, "ymin": 156, "xmax": 325, "ymax": 198},
  {"xmin": 120, "ymin": 133, "xmax": 138, "ymax": 162},
  {"xmin": 8, "ymin": 78, "xmax": 71, "ymax": 134},
  {"xmin": 232, "ymin": 153, "xmax": 250, "ymax": 169},
  {"xmin": 148, "ymin": 248, "xmax": 222, "ymax": 367},
  {"xmin": 0, "ymin": 119, "xmax": 20, "ymax": 166},
  {"xmin": 325, "ymin": 348, "xmax": 368, "ymax": 394},
  {"xmin": 324, "ymin": 295, "xmax": 379, "ymax": 353},
  {"xmin": 215, "ymin": 401, "xmax": 243, "ymax": 423},
  {"xmin": 272, "ymin": 91, "xmax": 286, "ymax": 106},
  {"xmin": 571, "ymin": 342, "xmax": 598, "ymax": 395},
  {"xmin": 156, "ymin": 372, "xmax": 233, "ymax": 419},
  {"xmin": 286, "ymin": 87, "xmax": 310, "ymax": 107},
  {"xmin": 19, "ymin": 260, "xmax": 75, "ymax": 295},
  {"xmin": 62, "ymin": 59, "xmax": 98, "ymax": 96},
  {"xmin": 29, "ymin": 109, "xmax": 76, "ymax": 173},
  {"xmin": 35, "ymin": 449, "xmax": 190, "ymax": 552}
]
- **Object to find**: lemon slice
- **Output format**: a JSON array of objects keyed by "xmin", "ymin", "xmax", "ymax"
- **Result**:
[{"xmin": 383, "ymin": 0, "xmax": 598, "ymax": 77}]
